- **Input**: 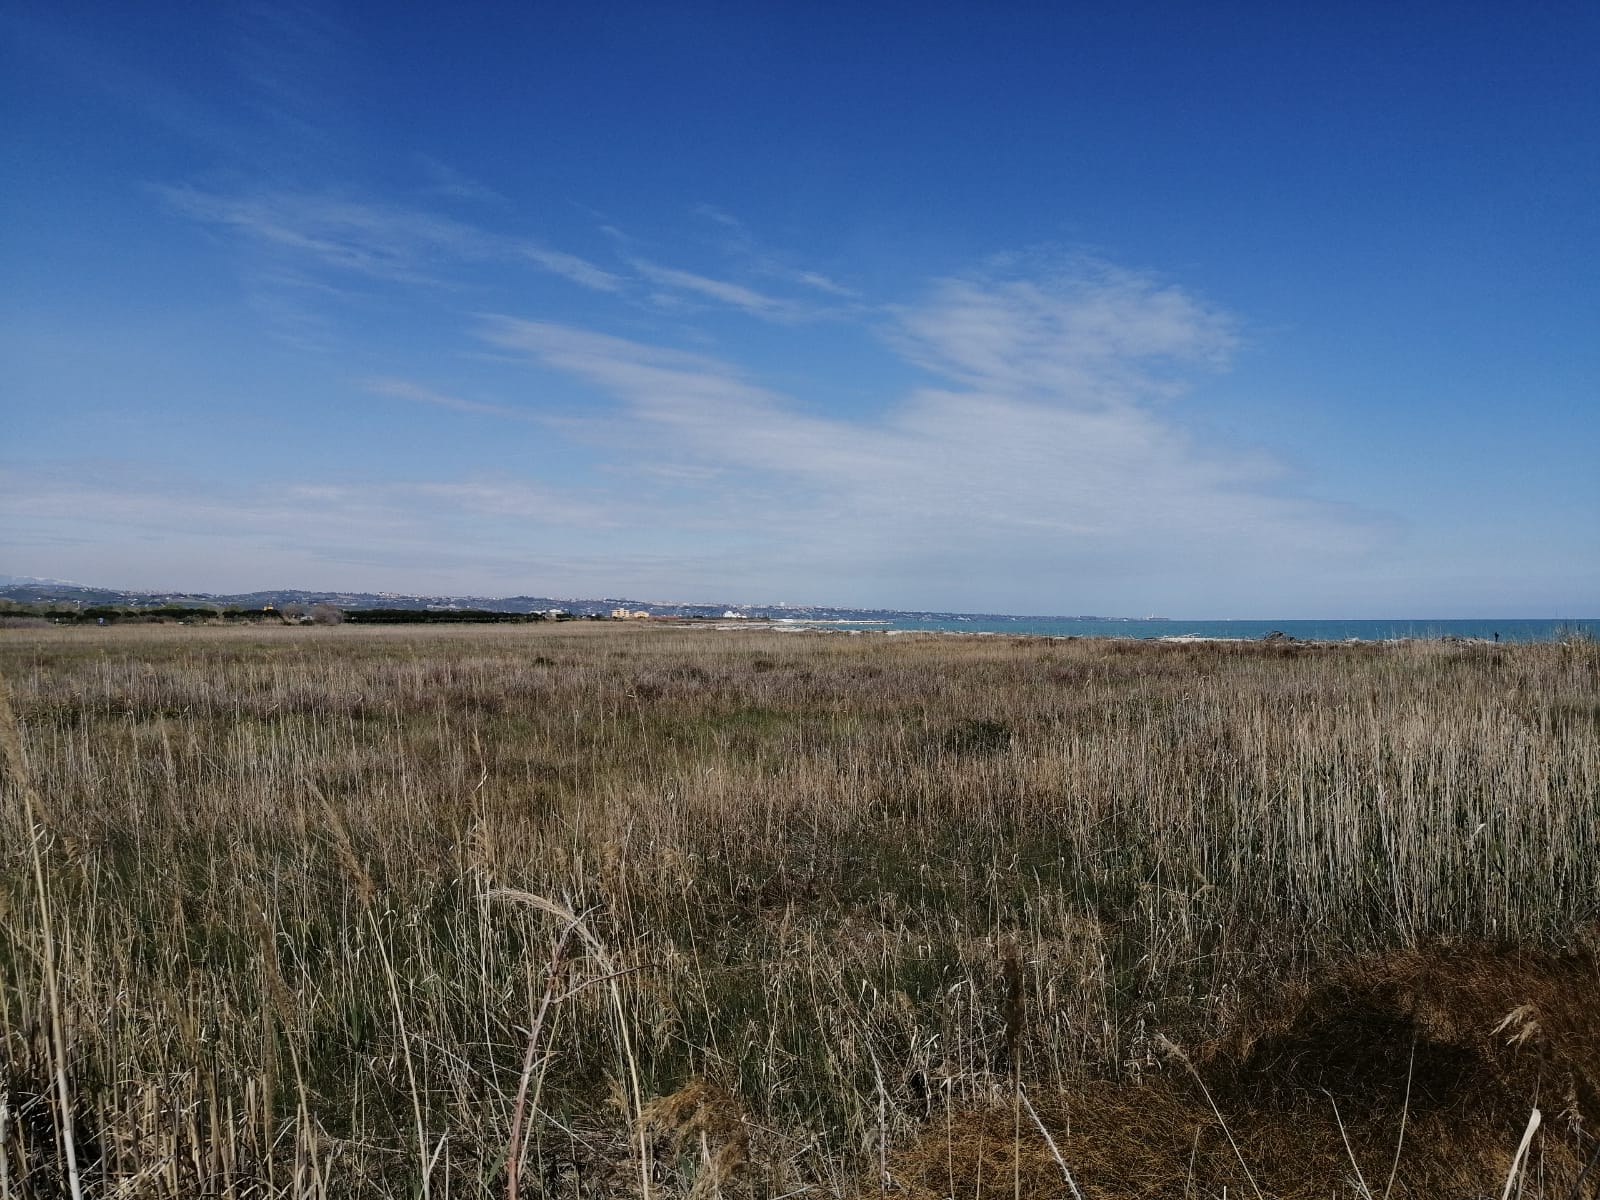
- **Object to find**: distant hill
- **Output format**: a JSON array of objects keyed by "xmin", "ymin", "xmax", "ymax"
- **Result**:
[
  {"xmin": 0, "ymin": 574, "xmax": 82, "ymax": 587},
  {"xmin": 0, "ymin": 579, "xmax": 1033, "ymax": 624}
]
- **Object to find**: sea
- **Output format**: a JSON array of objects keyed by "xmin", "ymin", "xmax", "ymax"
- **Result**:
[{"xmin": 810, "ymin": 616, "xmax": 1598, "ymax": 643}]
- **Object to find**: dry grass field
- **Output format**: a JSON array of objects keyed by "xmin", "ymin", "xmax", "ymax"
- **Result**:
[{"xmin": 2, "ymin": 623, "xmax": 1598, "ymax": 1198}]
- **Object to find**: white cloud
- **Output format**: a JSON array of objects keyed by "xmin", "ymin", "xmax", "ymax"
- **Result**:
[
  {"xmin": 405, "ymin": 481, "xmax": 615, "ymax": 526},
  {"xmin": 795, "ymin": 270, "xmax": 855, "ymax": 297},
  {"xmin": 687, "ymin": 204, "xmax": 860, "ymax": 298},
  {"xmin": 519, "ymin": 245, "xmax": 625, "ymax": 292},
  {"xmin": 415, "ymin": 155, "xmax": 507, "ymax": 205},
  {"xmin": 628, "ymin": 257, "xmax": 802, "ymax": 320},
  {"xmin": 473, "ymin": 265, "xmax": 1387, "ymax": 611},
  {"xmin": 478, "ymin": 317, "xmax": 884, "ymax": 476},
  {"xmin": 890, "ymin": 261, "xmax": 1238, "ymax": 405},
  {"xmin": 0, "ymin": 463, "xmax": 630, "ymax": 593},
  {"xmin": 159, "ymin": 185, "xmax": 623, "ymax": 291},
  {"xmin": 363, "ymin": 376, "xmax": 528, "ymax": 419},
  {"xmin": 1, "ymin": 248, "xmax": 1418, "ymax": 611}
]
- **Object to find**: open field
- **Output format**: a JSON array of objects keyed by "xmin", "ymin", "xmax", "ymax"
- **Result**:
[{"xmin": 2, "ymin": 624, "xmax": 1598, "ymax": 1197}]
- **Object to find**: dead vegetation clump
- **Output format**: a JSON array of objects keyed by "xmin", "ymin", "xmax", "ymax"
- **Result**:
[
  {"xmin": 887, "ymin": 943, "xmax": 1600, "ymax": 1198},
  {"xmin": 888, "ymin": 1080, "xmax": 1233, "ymax": 1199},
  {"xmin": 639, "ymin": 1077, "xmax": 754, "ymax": 1198}
]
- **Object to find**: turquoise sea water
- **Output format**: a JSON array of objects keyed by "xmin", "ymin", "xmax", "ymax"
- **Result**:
[{"xmin": 859, "ymin": 616, "xmax": 1597, "ymax": 642}]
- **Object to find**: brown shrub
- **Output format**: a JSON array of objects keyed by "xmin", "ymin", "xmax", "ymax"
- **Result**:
[
  {"xmin": 639, "ymin": 1077, "xmax": 752, "ymax": 1198},
  {"xmin": 888, "ymin": 943, "xmax": 1600, "ymax": 1198}
]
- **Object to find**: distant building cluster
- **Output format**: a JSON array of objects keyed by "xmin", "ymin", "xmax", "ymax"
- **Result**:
[{"xmin": 610, "ymin": 607, "xmax": 652, "ymax": 620}]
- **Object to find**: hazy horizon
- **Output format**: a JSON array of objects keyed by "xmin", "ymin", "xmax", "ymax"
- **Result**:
[{"xmin": 4, "ymin": 572, "xmax": 1595, "ymax": 626}]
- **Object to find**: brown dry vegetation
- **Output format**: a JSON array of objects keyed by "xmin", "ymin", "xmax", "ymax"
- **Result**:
[{"xmin": 1, "ymin": 623, "xmax": 1597, "ymax": 1198}]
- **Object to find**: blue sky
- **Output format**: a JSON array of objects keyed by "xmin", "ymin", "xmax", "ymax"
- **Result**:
[{"xmin": 3, "ymin": 1, "xmax": 1596, "ymax": 616}]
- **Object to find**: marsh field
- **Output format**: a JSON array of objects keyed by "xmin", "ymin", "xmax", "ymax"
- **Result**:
[{"xmin": 2, "ymin": 624, "xmax": 1598, "ymax": 1199}]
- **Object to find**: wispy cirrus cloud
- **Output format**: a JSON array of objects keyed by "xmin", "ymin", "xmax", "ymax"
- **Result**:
[
  {"xmin": 405, "ymin": 481, "xmax": 616, "ymax": 525},
  {"xmin": 363, "ymin": 376, "xmax": 529, "ymax": 419},
  {"xmin": 5, "ymin": 203, "xmax": 1389, "ymax": 609},
  {"xmin": 281, "ymin": 479, "xmax": 616, "ymax": 528},
  {"xmin": 228, "ymin": 0, "xmax": 350, "ymax": 150},
  {"xmin": 0, "ymin": 463, "xmax": 614, "ymax": 536},
  {"xmin": 689, "ymin": 204, "xmax": 857, "ymax": 297},
  {"xmin": 629, "ymin": 257, "xmax": 814, "ymax": 321},
  {"xmin": 160, "ymin": 183, "xmax": 852, "ymax": 346},
  {"xmin": 415, "ymin": 155, "xmax": 507, "ymax": 205},
  {"xmin": 519, "ymin": 245, "xmax": 623, "ymax": 292},
  {"xmin": 159, "ymin": 185, "xmax": 623, "ymax": 292},
  {"xmin": 479, "ymin": 316, "xmax": 883, "ymax": 474},
  {"xmin": 891, "ymin": 260, "xmax": 1239, "ymax": 405},
  {"xmin": 0, "ymin": 461, "xmax": 627, "ymax": 589},
  {"xmin": 474, "ymin": 263, "xmax": 1385, "ymax": 611},
  {"xmin": 0, "ymin": 453, "xmax": 822, "ymax": 597},
  {"xmin": 793, "ymin": 270, "xmax": 855, "ymax": 298}
]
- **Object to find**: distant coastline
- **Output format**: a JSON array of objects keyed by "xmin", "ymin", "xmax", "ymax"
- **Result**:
[
  {"xmin": 700, "ymin": 616, "xmax": 1594, "ymax": 642},
  {"xmin": 1, "ymin": 580, "xmax": 1591, "ymax": 643}
]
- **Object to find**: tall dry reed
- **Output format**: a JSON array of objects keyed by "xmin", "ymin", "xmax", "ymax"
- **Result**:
[{"xmin": 1, "ymin": 623, "xmax": 1595, "ymax": 1196}]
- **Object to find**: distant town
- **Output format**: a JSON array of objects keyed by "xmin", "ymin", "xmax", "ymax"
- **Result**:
[{"xmin": 0, "ymin": 577, "xmax": 1170, "ymax": 626}]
